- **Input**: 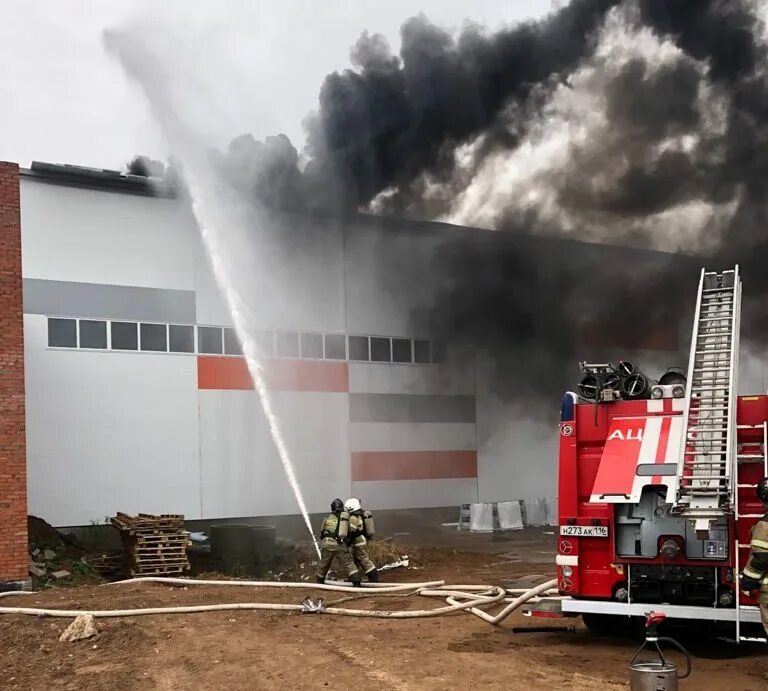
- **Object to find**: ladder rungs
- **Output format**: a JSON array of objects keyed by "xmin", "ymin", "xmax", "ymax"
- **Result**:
[
  {"xmin": 692, "ymin": 386, "xmax": 733, "ymax": 392},
  {"xmin": 738, "ymin": 424, "xmax": 766, "ymax": 429},
  {"xmin": 702, "ymin": 287, "xmax": 734, "ymax": 293},
  {"xmin": 699, "ymin": 317, "xmax": 732, "ymax": 322},
  {"xmin": 738, "ymin": 454, "xmax": 764, "ymax": 459},
  {"xmin": 695, "ymin": 350, "xmax": 732, "ymax": 355}
]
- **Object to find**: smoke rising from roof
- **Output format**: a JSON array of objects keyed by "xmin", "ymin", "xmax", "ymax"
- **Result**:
[{"xmin": 117, "ymin": 0, "xmax": 768, "ymax": 408}]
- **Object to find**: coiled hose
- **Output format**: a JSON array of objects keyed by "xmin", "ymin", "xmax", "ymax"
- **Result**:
[{"xmin": 0, "ymin": 576, "xmax": 554, "ymax": 625}]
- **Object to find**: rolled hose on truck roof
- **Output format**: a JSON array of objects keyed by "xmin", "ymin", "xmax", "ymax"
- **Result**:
[{"xmin": 0, "ymin": 577, "xmax": 556, "ymax": 623}]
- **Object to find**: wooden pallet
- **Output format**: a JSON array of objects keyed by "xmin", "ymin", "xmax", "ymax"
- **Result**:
[{"xmin": 111, "ymin": 512, "xmax": 190, "ymax": 576}]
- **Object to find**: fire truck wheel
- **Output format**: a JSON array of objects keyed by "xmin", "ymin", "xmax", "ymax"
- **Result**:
[{"xmin": 581, "ymin": 613, "xmax": 615, "ymax": 635}]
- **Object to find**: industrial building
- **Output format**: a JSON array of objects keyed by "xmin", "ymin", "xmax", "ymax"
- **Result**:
[{"xmin": 3, "ymin": 158, "xmax": 760, "ymax": 586}]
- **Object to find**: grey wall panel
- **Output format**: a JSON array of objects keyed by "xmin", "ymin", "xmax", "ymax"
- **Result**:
[
  {"xmin": 349, "ymin": 422, "xmax": 477, "ymax": 452},
  {"xmin": 24, "ymin": 278, "xmax": 196, "ymax": 323},
  {"xmin": 349, "ymin": 393, "xmax": 476, "ymax": 423}
]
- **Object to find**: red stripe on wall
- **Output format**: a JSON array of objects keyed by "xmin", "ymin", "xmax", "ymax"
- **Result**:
[
  {"xmin": 197, "ymin": 356, "xmax": 349, "ymax": 393},
  {"xmin": 351, "ymin": 450, "xmax": 477, "ymax": 481}
]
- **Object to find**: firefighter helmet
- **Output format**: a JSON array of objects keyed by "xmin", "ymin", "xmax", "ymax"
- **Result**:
[
  {"xmin": 331, "ymin": 498, "xmax": 344, "ymax": 513},
  {"xmin": 757, "ymin": 478, "xmax": 768, "ymax": 504},
  {"xmin": 345, "ymin": 497, "xmax": 361, "ymax": 512}
]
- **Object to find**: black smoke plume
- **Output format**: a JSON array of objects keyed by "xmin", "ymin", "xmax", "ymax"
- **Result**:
[{"xmin": 165, "ymin": 1, "xmax": 768, "ymax": 406}]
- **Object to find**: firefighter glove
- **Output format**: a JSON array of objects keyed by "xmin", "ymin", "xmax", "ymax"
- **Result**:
[{"xmin": 740, "ymin": 573, "xmax": 760, "ymax": 593}]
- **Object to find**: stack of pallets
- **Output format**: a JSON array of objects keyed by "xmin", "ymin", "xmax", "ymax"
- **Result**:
[{"xmin": 110, "ymin": 512, "xmax": 190, "ymax": 576}]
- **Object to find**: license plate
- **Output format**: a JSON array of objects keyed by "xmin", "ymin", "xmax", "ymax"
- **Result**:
[{"xmin": 559, "ymin": 525, "xmax": 608, "ymax": 537}]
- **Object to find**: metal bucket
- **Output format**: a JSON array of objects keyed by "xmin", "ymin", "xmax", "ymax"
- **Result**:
[{"xmin": 629, "ymin": 660, "xmax": 679, "ymax": 691}]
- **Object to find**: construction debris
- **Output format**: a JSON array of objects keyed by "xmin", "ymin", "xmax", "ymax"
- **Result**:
[
  {"xmin": 110, "ymin": 512, "xmax": 190, "ymax": 576},
  {"xmin": 29, "ymin": 565, "xmax": 46, "ymax": 578},
  {"xmin": 59, "ymin": 614, "xmax": 98, "ymax": 642},
  {"xmin": 83, "ymin": 552, "xmax": 125, "ymax": 579},
  {"xmin": 51, "ymin": 570, "xmax": 71, "ymax": 581}
]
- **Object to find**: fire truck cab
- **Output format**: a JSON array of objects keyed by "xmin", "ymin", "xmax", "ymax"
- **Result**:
[{"xmin": 557, "ymin": 267, "xmax": 767, "ymax": 642}]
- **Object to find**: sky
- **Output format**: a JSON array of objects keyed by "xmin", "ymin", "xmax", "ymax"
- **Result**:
[{"xmin": 1, "ymin": 0, "xmax": 553, "ymax": 171}]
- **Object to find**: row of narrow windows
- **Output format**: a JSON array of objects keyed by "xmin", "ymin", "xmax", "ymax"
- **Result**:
[{"xmin": 46, "ymin": 318, "xmax": 446, "ymax": 364}]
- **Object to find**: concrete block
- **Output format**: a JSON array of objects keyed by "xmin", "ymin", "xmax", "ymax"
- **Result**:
[
  {"xmin": 50, "ymin": 570, "xmax": 70, "ymax": 581},
  {"xmin": 43, "ymin": 549, "xmax": 57, "ymax": 561},
  {"xmin": 29, "ymin": 565, "xmax": 46, "ymax": 578}
]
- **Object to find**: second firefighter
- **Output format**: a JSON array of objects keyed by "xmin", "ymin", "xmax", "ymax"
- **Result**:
[
  {"xmin": 316, "ymin": 498, "xmax": 362, "ymax": 586},
  {"xmin": 345, "ymin": 497, "xmax": 379, "ymax": 582}
]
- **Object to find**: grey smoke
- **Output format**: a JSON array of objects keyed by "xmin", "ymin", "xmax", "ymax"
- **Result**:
[{"xmin": 117, "ymin": 0, "xmax": 768, "ymax": 407}]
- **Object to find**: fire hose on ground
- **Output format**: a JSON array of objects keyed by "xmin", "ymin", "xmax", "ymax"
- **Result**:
[{"xmin": 0, "ymin": 577, "xmax": 557, "ymax": 625}]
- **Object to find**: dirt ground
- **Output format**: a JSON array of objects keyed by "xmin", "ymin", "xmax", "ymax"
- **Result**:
[{"xmin": 1, "ymin": 528, "xmax": 767, "ymax": 691}]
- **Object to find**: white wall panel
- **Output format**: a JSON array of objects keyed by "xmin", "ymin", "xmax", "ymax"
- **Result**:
[
  {"xmin": 24, "ymin": 315, "xmax": 201, "ymax": 526},
  {"xmin": 348, "ymin": 362, "xmax": 475, "ymax": 395},
  {"xmin": 349, "ymin": 423, "xmax": 477, "ymax": 452},
  {"xmin": 20, "ymin": 180, "xmax": 196, "ymax": 290},
  {"xmin": 344, "ymin": 223, "xmax": 445, "ymax": 337},
  {"xmin": 351, "ymin": 479, "xmax": 478, "ymax": 510},
  {"xmin": 193, "ymin": 215, "xmax": 346, "ymax": 332},
  {"xmin": 198, "ymin": 390, "xmax": 350, "ymax": 518}
]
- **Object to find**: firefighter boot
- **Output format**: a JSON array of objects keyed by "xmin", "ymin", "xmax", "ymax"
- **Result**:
[
  {"xmin": 316, "ymin": 576, "xmax": 325, "ymax": 585},
  {"xmin": 351, "ymin": 573, "xmax": 362, "ymax": 587},
  {"xmin": 367, "ymin": 568, "xmax": 380, "ymax": 583}
]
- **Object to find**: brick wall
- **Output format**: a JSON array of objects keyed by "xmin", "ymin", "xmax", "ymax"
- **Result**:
[{"xmin": 0, "ymin": 162, "xmax": 27, "ymax": 583}]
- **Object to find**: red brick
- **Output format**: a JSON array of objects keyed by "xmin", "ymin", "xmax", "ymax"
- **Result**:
[{"xmin": 0, "ymin": 162, "xmax": 27, "ymax": 582}]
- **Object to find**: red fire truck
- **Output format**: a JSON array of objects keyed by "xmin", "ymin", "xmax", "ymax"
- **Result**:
[{"xmin": 556, "ymin": 266, "xmax": 767, "ymax": 642}]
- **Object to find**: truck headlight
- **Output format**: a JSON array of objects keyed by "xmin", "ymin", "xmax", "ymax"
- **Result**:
[
  {"xmin": 672, "ymin": 385, "xmax": 685, "ymax": 398},
  {"xmin": 651, "ymin": 386, "xmax": 664, "ymax": 399},
  {"xmin": 561, "ymin": 565, "xmax": 573, "ymax": 578}
]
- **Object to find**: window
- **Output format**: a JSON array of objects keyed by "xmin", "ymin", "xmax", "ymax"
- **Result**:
[
  {"xmin": 275, "ymin": 331, "xmax": 299, "ymax": 358},
  {"xmin": 413, "ymin": 339, "xmax": 430, "ymax": 364},
  {"xmin": 348, "ymin": 336, "xmax": 370, "ymax": 361},
  {"xmin": 169, "ymin": 325, "xmax": 194, "ymax": 353},
  {"xmin": 79, "ymin": 320, "xmax": 107, "ymax": 349},
  {"xmin": 431, "ymin": 340, "xmax": 446, "ymax": 364},
  {"xmin": 370, "ymin": 337, "xmax": 392, "ymax": 363},
  {"xmin": 140, "ymin": 323, "xmax": 167, "ymax": 352},
  {"xmin": 48, "ymin": 318, "xmax": 77, "ymax": 348},
  {"xmin": 392, "ymin": 338, "xmax": 412, "ymax": 363},
  {"xmin": 111, "ymin": 322, "xmax": 138, "ymax": 350},
  {"xmin": 324, "ymin": 334, "xmax": 346, "ymax": 360},
  {"xmin": 224, "ymin": 328, "xmax": 242, "ymax": 356},
  {"xmin": 198, "ymin": 326, "xmax": 223, "ymax": 354},
  {"xmin": 255, "ymin": 331, "xmax": 274, "ymax": 358},
  {"xmin": 300, "ymin": 333, "xmax": 323, "ymax": 359}
]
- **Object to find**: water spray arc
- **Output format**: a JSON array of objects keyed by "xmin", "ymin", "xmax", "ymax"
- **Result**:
[{"xmin": 104, "ymin": 29, "xmax": 321, "ymax": 558}]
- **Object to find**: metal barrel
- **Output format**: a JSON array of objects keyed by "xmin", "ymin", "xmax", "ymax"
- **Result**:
[
  {"xmin": 252, "ymin": 525, "xmax": 276, "ymax": 564},
  {"xmin": 628, "ymin": 661, "xmax": 678, "ymax": 691},
  {"xmin": 209, "ymin": 524, "xmax": 275, "ymax": 575}
]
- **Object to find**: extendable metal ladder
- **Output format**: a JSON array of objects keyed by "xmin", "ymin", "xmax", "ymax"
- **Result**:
[
  {"xmin": 669, "ymin": 266, "xmax": 742, "ymax": 537},
  {"xmin": 735, "ymin": 422, "xmax": 768, "ymax": 643}
]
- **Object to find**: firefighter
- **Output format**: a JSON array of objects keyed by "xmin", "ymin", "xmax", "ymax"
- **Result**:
[
  {"xmin": 345, "ymin": 497, "xmax": 379, "ymax": 582},
  {"xmin": 316, "ymin": 498, "xmax": 361, "ymax": 586},
  {"xmin": 740, "ymin": 477, "xmax": 768, "ymax": 634}
]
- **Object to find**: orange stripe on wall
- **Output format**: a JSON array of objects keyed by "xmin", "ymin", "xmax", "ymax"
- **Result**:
[
  {"xmin": 197, "ymin": 356, "xmax": 349, "ymax": 393},
  {"xmin": 351, "ymin": 450, "xmax": 477, "ymax": 481}
]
